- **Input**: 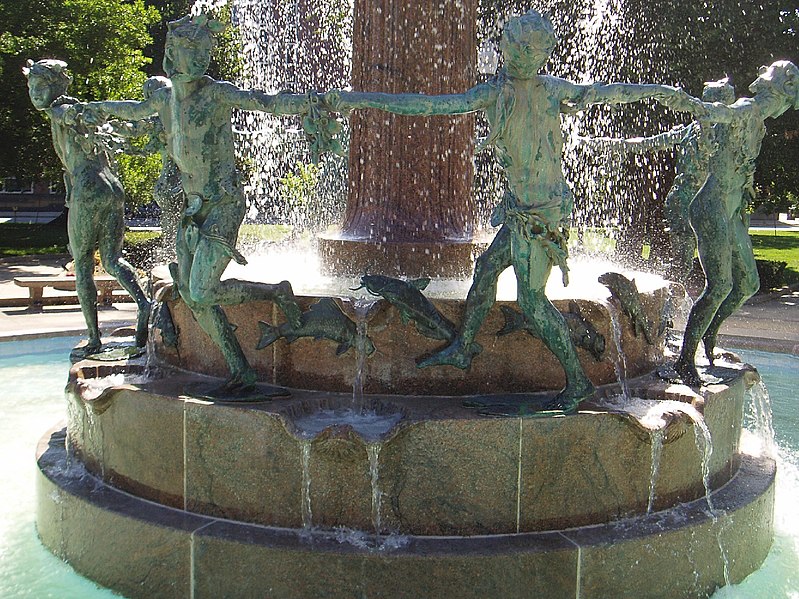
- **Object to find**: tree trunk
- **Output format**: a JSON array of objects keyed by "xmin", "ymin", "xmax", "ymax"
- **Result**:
[{"xmin": 343, "ymin": 0, "xmax": 476, "ymax": 243}]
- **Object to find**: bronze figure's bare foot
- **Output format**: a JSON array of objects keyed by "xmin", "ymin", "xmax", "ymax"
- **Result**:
[
  {"xmin": 541, "ymin": 379, "xmax": 595, "ymax": 415},
  {"xmin": 674, "ymin": 359, "xmax": 702, "ymax": 387},
  {"xmin": 417, "ymin": 339, "xmax": 482, "ymax": 370},
  {"xmin": 206, "ymin": 369, "xmax": 269, "ymax": 401},
  {"xmin": 70, "ymin": 338, "xmax": 103, "ymax": 361}
]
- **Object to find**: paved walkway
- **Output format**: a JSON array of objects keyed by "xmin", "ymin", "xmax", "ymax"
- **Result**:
[
  {"xmin": 0, "ymin": 254, "xmax": 796, "ymax": 354},
  {"xmin": 0, "ymin": 255, "xmax": 139, "ymax": 340}
]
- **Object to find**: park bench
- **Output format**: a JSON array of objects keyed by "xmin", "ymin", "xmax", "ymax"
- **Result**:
[{"xmin": 13, "ymin": 275, "xmax": 124, "ymax": 307}]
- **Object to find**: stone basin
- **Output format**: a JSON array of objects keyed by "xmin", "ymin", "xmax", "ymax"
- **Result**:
[
  {"xmin": 64, "ymin": 352, "xmax": 755, "ymax": 536},
  {"xmin": 155, "ymin": 269, "xmax": 673, "ymax": 396},
  {"xmin": 37, "ymin": 347, "xmax": 774, "ymax": 599}
]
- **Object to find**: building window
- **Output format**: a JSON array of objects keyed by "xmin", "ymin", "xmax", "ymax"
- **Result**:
[{"xmin": 1, "ymin": 178, "xmax": 34, "ymax": 193}]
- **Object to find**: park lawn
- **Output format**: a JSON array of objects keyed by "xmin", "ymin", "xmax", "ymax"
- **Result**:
[
  {"xmin": 238, "ymin": 223, "xmax": 293, "ymax": 244},
  {"xmin": 0, "ymin": 222, "xmax": 69, "ymax": 256},
  {"xmin": 0, "ymin": 222, "xmax": 293, "ymax": 257},
  {"xmin": 750, "ymin": 230, "xmax": 799, "ymax": 286},
  {"xmin": 0, "ymin": 223, "xmax": 160, "ymax": 257}
]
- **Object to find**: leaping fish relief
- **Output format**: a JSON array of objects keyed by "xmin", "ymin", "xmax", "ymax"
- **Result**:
[
  {"xmin": 353, "ymin": 275, "xmax": 459, "ymax": 343},
  {"xmin": 598, "ymin": 272, "xmax": 656, "ymax": 345},
  {"xmin": 257, "ymin": 297, "xmax": 375, "ymax": 357},
  {"xmin": 497, "ymin": 301, "xmax": 607, "ymax": 361}
]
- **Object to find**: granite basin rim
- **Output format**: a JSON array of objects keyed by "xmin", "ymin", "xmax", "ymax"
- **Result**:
[
  {"xmin": 37, "ymin": 425, "xmax": 777, "ymax": 599},
  {"xmin": 65, "ymin": 361, "xmax": 752, "ymax": 535}
]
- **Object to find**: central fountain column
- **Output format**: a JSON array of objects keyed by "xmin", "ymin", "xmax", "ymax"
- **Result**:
[{"xmin": 318, "ymin": 0, "xmax": 481, "ymax": 278}]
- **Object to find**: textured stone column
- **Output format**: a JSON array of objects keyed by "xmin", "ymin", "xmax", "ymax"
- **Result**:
[{"xmin": 319, "ymin": 0, "xmax": 479, "ymax": 278}]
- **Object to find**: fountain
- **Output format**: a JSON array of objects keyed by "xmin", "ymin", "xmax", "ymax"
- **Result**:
[{"xmin": 30, "ymin": 3, "xmax": 794, "ymax": 598}]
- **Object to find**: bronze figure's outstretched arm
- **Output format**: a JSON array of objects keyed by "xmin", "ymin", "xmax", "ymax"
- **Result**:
[{"xmin": 329, "ymin": 84, "xmax": 495, "ymax": 116}]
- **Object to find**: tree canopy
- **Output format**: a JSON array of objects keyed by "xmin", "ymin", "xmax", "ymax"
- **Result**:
[{"xmin": 0, "ymin": 0, "xmax": 160, "ymax": 183}]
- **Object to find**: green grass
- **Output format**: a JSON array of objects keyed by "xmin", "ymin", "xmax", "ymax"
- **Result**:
[
  {"xmin": 0, "ymin": 222, "xmax": 294, "ymax": 257},
  {"xmin": 124, "ymin": 230, "xmax": 161, "ymax": 245},
  {"xmin": 0, "ymin": 223, "xmax": 161, "ymax": 256},
  {"xmin": 0, "ymin": 223, "xmax": 69, "ymax": 256},
  {"xmin": 238, "ymin": 223, "xmax": 293, "ymax": 244},
  {"xmin": 750, "ymin": 231, "xmax": 799, "ymax": 286}
]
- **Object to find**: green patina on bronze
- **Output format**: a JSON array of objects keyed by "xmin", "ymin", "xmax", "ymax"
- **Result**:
[
  {"xmin": 357, "ymin": 275, "xmax": 458, "ymax": 344},
  {"xmin": 497, "ymin": 302, "xmax": 606, "ymax": 362},
  {"xmin": 581, "ymin": 80, "xmax": 735, "ymax": 283},
  {"xmin": 23, "ymin": 59, "xmax": 152, "ymax": 355},
  {"xmin": 111, "ymin": 76, "xmax": 184, "ymax": 261},
  {"xmin": 257, "ymin": 297, "xmax": 375, "ymax": 357},
  {"xmin": 598, "ymin": 272, "xmax": 656, "ymax": 345},
  {"xmin": 85, "ymin": 14, "xmax": 338, "ymax": 395},
  {"xmin": 664, "ymin": 61, "xmax": 799, "ymax": 386},
  {"xmin": 329, "ymin": 9, "xmax": 683, "ymax": 414}
]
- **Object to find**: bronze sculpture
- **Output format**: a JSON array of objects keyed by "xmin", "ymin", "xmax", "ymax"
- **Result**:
[
  {"xmin": 84, "ymin": 14, "xmax": 334, "ymax": 394},
  {"xmin": 665, "ymin": 61, "xmax": 799, "ymax": 385},
  {"xmin": 328, "ymin": 10, "xmax": 682, "ymax": 413},
  {"xmin": 24, "ymin": 59, "xmax": 151, "ymax": 355}
]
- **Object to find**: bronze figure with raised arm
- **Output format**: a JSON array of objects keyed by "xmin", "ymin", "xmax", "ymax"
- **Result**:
[
  {"xmin": 583, "ymin": 79, "xmax": 736, "ymax": 283},
  {"xmin": 327, "ymin": 9, "xmax": 682, "ymax": 414},
  {"xmin": 662, "ymin": 60, "xmax": 799, "ymax": 386},
  {"xmin": 23, "ymin": 59, "xmax": 152, "ymax": 356},
  {"xmin": 86, "ymin": 14, "xmax": 324, "ymax": 394}
]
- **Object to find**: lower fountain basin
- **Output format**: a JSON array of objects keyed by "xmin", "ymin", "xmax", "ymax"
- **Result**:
[
  {"xmin": 65, "ymin": 354, "xmax": 755, "ymax": 535},
  {"xmin": 37, "ymin": 424, "xmax": 775, "ymax": 599}
]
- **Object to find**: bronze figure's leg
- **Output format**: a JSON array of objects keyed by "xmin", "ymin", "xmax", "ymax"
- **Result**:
[
  {"xmin": 701, "ymin": 214, "xmax": 759, "ymax": 363},
  {"xmin": 417, "ymin": 226, "xmax": 512, "ymax": 369},
  {"xmin": 97, "ymin": 197, "xmax": 152, "ymax": 348},
  {"xmin": 675, "ymin": 176, "xmax": 732, "ymax": 385},
  {"xmin": 512, "ymin": 231, "xmax": 594, "ymax": 414},
  {"xmin": 177, "ymin": 208, "xmax": 258, "ymax": 388},
  {"xmin": 67, "ymin": 196, "xmax": 102, "ymax": 352}
]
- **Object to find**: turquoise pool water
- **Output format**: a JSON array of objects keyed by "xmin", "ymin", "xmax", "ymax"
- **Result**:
[{"xmin": 0, "ymin": 339, "xmax": 796, "ymax": 597}]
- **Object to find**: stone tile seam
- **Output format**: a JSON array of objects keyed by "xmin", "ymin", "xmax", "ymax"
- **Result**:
[
  {"xmin": 190, "ymin": 521, "xmax": 218, "ymax": 599},
  {"xmin": 557, "ymin": 532, "xmax": 582, "ymax": 599},
  {"xmin": 516, "ymin": 417, "xmax": 522, "ymax": 534}
]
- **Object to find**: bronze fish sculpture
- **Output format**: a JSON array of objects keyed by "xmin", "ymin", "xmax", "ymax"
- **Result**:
[
  {"xmin": 497, "ymin": 301, "xmax": 607, "ymax": 361},
  {"xmin": 357, "ymin": 275, "xmax": 457, "ymax": 342},
  {"xmin": 597, "ymin": 272, "xmax": 655, "ymax": 345},
  {"xmin": 257, "ymin": 297, "xmax": 375, "ymax": 357},
  {"xmin": 153, "ymin": 301, "xmax": 178, "ymax": 349}
]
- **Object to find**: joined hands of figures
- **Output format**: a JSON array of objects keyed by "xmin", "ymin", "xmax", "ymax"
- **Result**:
[
  {"xmin": 655, "ymin": 86, "xmax": 699, "ymax": 112},
  {"xmin": 301, "ymin": 91, "xmax": 346, "ymax": 161}
]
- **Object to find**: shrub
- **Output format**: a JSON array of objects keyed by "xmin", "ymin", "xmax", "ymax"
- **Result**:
[{"xmin": 756, "ymin": 259, "xmax": 788, "ymax": 291}]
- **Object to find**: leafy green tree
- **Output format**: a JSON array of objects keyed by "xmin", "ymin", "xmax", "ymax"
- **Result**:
[{"xmin": 0, "ymin": 0, "xmax": 160, "ymax": 185}]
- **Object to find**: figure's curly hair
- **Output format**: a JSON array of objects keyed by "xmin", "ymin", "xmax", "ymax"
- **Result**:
[
  {"xmin": 166, "ymin": 13, "xmax": 225, "ymax": 45},
  {"xmin": 22, "ymin": 59, "xmax": 72, "ymax": 88},
  {"xmin": 499, "ymin": 9, "xmax": 556, "ymax": 66}
]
